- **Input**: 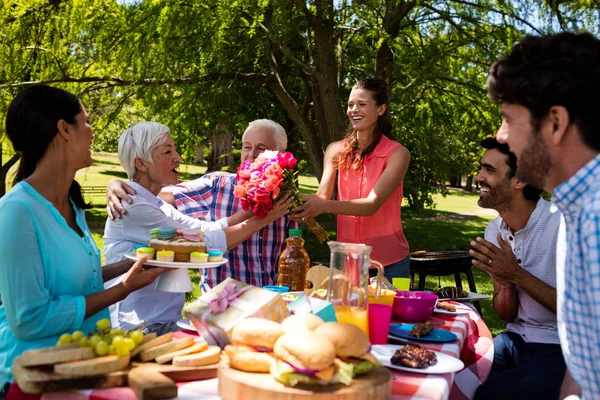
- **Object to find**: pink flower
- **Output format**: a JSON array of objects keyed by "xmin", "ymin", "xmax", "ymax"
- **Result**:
[
  {"xmin": 233, "ymin": 185, "xmax": 247, "ymax": 198},
  {"xmin": 278, "ymin": 152, "xmax": 297, "ymax": 170}
]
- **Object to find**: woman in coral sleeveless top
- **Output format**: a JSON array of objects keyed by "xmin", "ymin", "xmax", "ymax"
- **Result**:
[{"xmin": 293, "ymin": 78, "xmax": 411, "ymax": 282}]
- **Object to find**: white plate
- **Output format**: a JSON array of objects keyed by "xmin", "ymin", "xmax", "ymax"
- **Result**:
[
  {"xmin": 176, "ymin": 318, "xmax": 196, "ymax": 332},
  {"xmin": 125, "ymin": 253, "xmax": 228, "ymax": 269},
  {"xmin": 372, "ymin": 344, "xmax": 464, "ymax": 374},
  {"xmin": 433, "ymin": 303, "xmax": 471, "ymax": 315},
  {"xmin": 435, "ymin": 292, "xmax": 490, "ymax": 302}
]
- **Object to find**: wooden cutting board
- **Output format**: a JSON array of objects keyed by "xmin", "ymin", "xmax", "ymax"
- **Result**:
[
  {"xmin": 13, "ymin": 356, "xmax": 219, "ymax": 396},
  {"xmin": 218, "ymin": 361, "xmax": 392, "ymax": 400}
]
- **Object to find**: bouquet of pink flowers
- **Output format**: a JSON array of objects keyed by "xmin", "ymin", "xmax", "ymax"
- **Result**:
[{"xmin": 233, "ymin": 150, "xmax": 329, "ymax": 242}]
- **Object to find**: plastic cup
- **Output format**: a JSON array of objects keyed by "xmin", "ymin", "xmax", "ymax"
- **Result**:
[
  {"xmin": 263, "ymin": 285, "xmax": 290, "ymax": 293},
  {"xmin": 368, "ymin": 289, "xmax": 396, "ymax": 306},
  {"xmin": 368, "ymin": 303, "xmax": 393, "ymax": 345}
]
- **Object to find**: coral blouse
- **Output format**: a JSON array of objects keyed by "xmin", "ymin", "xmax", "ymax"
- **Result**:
[{"xmin": 336, "ymin": 135, "xmax": 410, "ymax": 266}]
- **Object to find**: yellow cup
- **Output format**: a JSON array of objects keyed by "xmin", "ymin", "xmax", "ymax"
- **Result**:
[{"xmin": 368, "ymin": 289, "xmax": 396, "ymax": 306}]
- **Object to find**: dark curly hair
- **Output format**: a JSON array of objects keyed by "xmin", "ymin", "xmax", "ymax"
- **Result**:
[{"xmin": 487, "ymin": 32, "xmax": 600, "ymax": 151}]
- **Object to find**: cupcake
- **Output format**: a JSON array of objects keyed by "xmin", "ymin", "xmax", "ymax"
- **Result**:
[
  {"xmin": 189, "ymin": 251, "xmax": 208, "ymax": 263},
  {"xmin": 136, "ymin": 247, "xmax": 155, "ymax": 260},
  {"xmin": 156, "ymin": 250, "xmax": 175, "ymax": 262},
  {"xmin": 207, "ymin": 250, "xmax": 223, "ymax": 262}
]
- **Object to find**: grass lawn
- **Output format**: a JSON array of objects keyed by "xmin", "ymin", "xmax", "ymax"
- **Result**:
[{"xmin": 4, "ymin": 153, "xmax": 507, "ymax": 337}]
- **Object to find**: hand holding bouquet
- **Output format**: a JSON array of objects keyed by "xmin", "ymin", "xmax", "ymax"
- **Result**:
[{"xmin": 234, "ymin": 151, "xmax": 330, "ymax": 242}]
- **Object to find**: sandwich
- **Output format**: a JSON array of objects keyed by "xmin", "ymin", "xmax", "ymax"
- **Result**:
[
  {"xmin": 313, "ymin": 322, "xmax": 380, "ymax": 377},
  {"xmin": 280, "ymin": 313, "xmax": 324, "ymax": 333},
  {"xmin": 270, "ymin": 331, "xmax": 353, "ymax": 386},
  {"xmin": 223, "ymin": 317, "xmax": 284, "ymax": 372}
]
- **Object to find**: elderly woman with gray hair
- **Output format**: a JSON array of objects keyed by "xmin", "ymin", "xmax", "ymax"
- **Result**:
[{"xmin": 103, "ymin": 122, "xmax": 291, "ymax": 335}]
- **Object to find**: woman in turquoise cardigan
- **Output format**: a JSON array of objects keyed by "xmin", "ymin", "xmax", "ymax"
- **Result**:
[{"xmin": 0, "ymin": 85, "xmax": 167, "ymax": 395}]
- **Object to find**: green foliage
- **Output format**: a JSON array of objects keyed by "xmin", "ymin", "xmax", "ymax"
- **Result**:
[{"xmin": 1, "ymin": 0, "xmax": 599, "ymax": 208}]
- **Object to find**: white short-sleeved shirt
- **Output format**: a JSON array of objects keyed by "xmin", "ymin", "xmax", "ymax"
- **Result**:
[
  {"xmin": 103, "ymin": 181, "xmax": 228, "ymax": 330},
  {"xmin": 485, "ymin": 198, "xmax": 562, "ymax": 344}
]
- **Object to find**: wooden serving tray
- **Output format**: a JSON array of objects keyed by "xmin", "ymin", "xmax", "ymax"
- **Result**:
[
  {"xmin": 13, "ymin": 356, "xmax": 218, "ymax": 398},
  {"xmin": 218, "ymin": 360, "xmax": 392, "ymax": 400}
]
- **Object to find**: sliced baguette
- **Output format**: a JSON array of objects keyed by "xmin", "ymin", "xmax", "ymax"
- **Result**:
[
  {"xmin": 172, "ymin": 346, "xmax": 220, "ymax": 367},
  {"xmin": 20, "ymin": 346, "xmax": 95, "ymax": 367},
  {"xmin": 155, "ymin": 341, "xmax": 209, "ymax": 364},
  {"xmin": 140, "ymin": 337, "xmax": 195, "ymax": 362},
  {"xmin": 131, "ymin": 332, "xmax": 168, "ymax": 358},
  {"xmin": 54, "ymin": 355, "xmax": 130, "ymax": 376}
]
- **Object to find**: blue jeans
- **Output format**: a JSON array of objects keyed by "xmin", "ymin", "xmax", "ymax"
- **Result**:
[
  {"xmin": 474, "ymin": 331, "xmax": 566, "ymax": 400},
  {"xmin": 369, "ymin": 254, "xmax": 410, "ymax": 283}
]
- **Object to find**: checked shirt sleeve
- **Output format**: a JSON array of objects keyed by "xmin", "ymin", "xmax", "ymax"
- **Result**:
[
  {"xmin": 579, "ymin": 200, "xmax": 600, "ymax": 397},
  {"xmin": 171, "ymin": 175, "xmax": 216, "ymax": 219}
]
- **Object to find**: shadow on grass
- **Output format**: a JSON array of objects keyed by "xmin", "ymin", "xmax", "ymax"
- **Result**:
[
  {"xmin": 299, "ymin": 183, "xmax": 319, "ymax": 193},
  {"xmin": 100, "ymin": 170, "xmax": 128, "ymax": 179},
  {"xmin": 93, "ymin": 157, "xmax": 121, "ymax": 166}
]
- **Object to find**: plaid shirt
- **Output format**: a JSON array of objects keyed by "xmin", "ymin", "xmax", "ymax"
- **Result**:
[
  {"xmin": 554, "ymin": 153, "xmax": 600, "ymax": 399},
  {"xmin": 171, "ymin": 172, "xmax": 294, "ymax": 288}
]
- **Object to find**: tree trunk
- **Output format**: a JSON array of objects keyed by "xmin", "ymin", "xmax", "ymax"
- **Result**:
[
  {"xmin": 194, "ymin": 141, "xmax": 206, "ymax": 165},
  {"xmin": 310, "ymin": 1, "xmax": 347, "ymax": 146},
  {"xmin": 266, "ymin": 76, "xmax": 325, "ymax": 179},
  {"xmin": 206, "ymin": 124, "xmax": 233, "ymax": 172},
  {"xmin": 465, "ymin": 175, "xmax": 474, "ymax": 192}
]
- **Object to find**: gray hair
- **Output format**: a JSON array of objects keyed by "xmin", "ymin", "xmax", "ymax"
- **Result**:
[
  {"xmin": 118, "ymin": 122, "xmax": 171, "ymax": 179},
  {"xmin": 242, "ymin": 119, "xmax": 287, "ymax": 151}
]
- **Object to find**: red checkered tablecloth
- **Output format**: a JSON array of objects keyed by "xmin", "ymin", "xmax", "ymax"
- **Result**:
[{"xmin": 7, "ymin": 303, "xmax": 493, "ymax": 400}]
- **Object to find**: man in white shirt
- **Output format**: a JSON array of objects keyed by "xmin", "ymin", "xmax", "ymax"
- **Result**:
[{"xmin": 470, "ymin": 137, "xmax": 565, "ymax": 400}]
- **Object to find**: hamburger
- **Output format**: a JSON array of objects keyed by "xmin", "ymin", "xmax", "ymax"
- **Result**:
[
  {"xmin": 270, "ymin": 331, "xmax": 354, "ymax": 386},
  {"xmin": 280, "ymin": 313, "xmax": 324, "ymax": 333},
  {"xmin": 313, "ymin": 322, "xmax": 380, "ymax": 377},
  {"xmin": 223, "ymin": 317, "xmax": 284, "ymax": 372}
]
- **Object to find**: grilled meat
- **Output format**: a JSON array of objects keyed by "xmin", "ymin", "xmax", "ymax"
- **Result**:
[
  {"xmin": 391, "ymin": 345, "xmax": 437, "ymax": 369},
  {"xmin": 410, "ymin": 321, "xmax": 434, "ymax": 338},
  {"xmin": 436, "ymin": 301, "xmax": 457, "ymax": 312}
]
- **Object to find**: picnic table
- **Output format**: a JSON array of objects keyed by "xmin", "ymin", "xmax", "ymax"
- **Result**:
[{"xmin": 6, "ymin": 304, "xmax": 493, "ymax": 400}]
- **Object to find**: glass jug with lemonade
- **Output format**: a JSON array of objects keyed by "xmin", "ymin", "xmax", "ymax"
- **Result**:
[{"xmin": 326, "ymin": 241, "xmax": 383, "ymax": 338}]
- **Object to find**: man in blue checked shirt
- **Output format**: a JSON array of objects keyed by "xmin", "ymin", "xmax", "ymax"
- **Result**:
[{"xmin": 489, "ymin": 32, "xmax": 600, "ymax": 400}]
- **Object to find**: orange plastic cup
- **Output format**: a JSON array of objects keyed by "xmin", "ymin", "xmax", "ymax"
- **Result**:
[{"xmin": 368, "ymin": 288, "xmax": 396, "ymax": 306}]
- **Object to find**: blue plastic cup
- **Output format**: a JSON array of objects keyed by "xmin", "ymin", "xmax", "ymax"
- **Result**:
[{"xmin": 263, "ymin": 285, "xmax": 290, "ymax": 293}]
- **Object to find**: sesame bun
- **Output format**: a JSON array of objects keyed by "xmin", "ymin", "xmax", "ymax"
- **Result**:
[
  {"xmin": 313, "ymin": 322, "xmax": 370, "ymax": 358},
  {"xmin": 273, "ymin": 332, "xmax": 336, "ymax": 371},
  {"xmin": 280, "ymin": 313, "xmax": 324, "ymax": 333},
  {"xmin": 231, "ymin": 318, "xmax": 285, "ymax": 349}
]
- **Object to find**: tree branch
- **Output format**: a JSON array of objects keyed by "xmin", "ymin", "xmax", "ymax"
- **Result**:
[
  {"xmin": 4, "ymin": 0, "xmax": 64, "ymax": 24},
  {"xmin": 24, "ymin": 46, "xmax": 67, "ymax": 78},
  {"xmin": 1, "ymin": 72, "xmax": 268, "ymax": 90},
  {"xmin": 254, "ymin": 21, "xmax": 313, "ymax": 75}
]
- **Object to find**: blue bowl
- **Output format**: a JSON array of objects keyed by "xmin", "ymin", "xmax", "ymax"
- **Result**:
[{"xmin": 263, "ymin": 285, "xmax": 290, "ymax": 293}]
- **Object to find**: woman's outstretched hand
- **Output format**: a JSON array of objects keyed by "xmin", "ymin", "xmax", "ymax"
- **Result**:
[
  {"xmin": 120, "ymin": 256, "xmax": 168, "ymax": 295},
  {"xmin": 291, "ymin": 193, "xmax": 327, "ymax": 221}
]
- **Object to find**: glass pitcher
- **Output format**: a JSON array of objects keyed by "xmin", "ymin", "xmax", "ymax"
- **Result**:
[{"xmin": 326, "ymin": 241, "xmax": 384, "ymax": 337}]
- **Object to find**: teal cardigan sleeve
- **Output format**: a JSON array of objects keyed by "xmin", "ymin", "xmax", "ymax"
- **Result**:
[{"xmin": 0, "ymin": 201, "xmax": 86, "ymax": 341}]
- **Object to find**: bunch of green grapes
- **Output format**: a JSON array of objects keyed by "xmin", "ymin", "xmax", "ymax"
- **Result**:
[{"xmin": 56, "ymin": 318, "xmax": 145, "ymax": 357}]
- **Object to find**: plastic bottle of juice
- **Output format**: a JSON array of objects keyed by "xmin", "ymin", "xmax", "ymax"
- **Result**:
[{"xmin": 277, "ymin": 229, "xmax": 311, "ymax": 291}]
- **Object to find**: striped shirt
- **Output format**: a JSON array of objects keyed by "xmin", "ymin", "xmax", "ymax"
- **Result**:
[
  {"xmin": 485, "ymin": 198, "xmax": 561, "ymax": 344},
  {"xmin": 553, "ymin": 153, "xmax": 600, "ymax": 399},
  {"xmin": 171, "ymin": 172, "xmax": 295, "ymax": 288}
]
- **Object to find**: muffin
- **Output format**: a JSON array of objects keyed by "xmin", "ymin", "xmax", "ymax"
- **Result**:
[
  {"xmin": 190, "ymin": 251, "xmax": 208, "ymax": 263},
  {"xmin": 207, "ymin": 250, "xmax": 223, "ymax": 262},
  {"xmin": 136, "ymin": 247, "xmax": 156, "ymax": 260},
  {"xmin": 156, "ymin": 250, "xmax": 175, "ymax": 262}
]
